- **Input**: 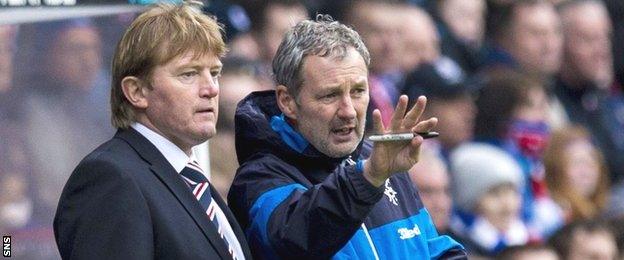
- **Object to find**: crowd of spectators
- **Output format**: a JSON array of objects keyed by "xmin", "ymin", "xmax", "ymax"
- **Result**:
[
  {"xmin": 208, "ymin": 0, "xmax": 624, "ymax": 258},
  {"xmin": 1, "ymin": 0, "xmax": 624, "ymax": 258}
]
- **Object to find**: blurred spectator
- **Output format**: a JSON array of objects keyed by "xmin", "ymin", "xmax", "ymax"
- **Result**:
[
  {"xmin": 396, "ymin": 4, "xmax": 440, "ymax": 74},
  {"xmin": 346, "ymin": 1, "xmax": 401, "ymax": 76},
  {"xmin": 228, "ymin": 31, "xmax": 261, "ymax": 61},
  {"xmin": 486, "ymin": 0, "xmax": 563, "ymax": 80},
  {"xmin": 438, "ymin": 0, "xmax": 486, "ymax": 47},
  {"xmin": 247, "ymin": 0, "xmax": 308, "ymax": 63},
  {"xmin": 434, "ymin": 0, "xmax": 488, "ymax": 73},
  {"xmin": 486, "ymin": 0, "xmax": 570, "ymax": 129},
  {"xmin": 346, "ymin": 1, "xmax": 404, "ymax": 129},
  {"xmin": 0, "ymin": 24, "xmax": 40, "ymax": 233},
  {"xmin": 475, "ymin": 70, "xmax": 564, "ymax": 239},
  {"xmin": 0, "ymin": 25, "xmax": 17, "ymax": 95},
  {"xmin": 548, "ymin": 220, "xmax": 619, "ymax": 260},
  {"xmin": 558, "ymin": 0, "xmax": 613, "ymax": 89},
  {"xmin": 402, "ymin": 60, "xmax": 475, "ymax": 159},
  {"xmin": 450, "ymin": 142, "xmax": 528, "ymax": 256},
  {"xmin": 20, "ymin": 19, "xmax": 114, "ymax": 211},
  {"xmin": 210, "ymin": 57, "xmax": 266, "ymax": 199},
  {"xmin": 604, "ymin": 0, "xmax": 624, "ymax": 88},
  {"xmin": 408, "ymin": 143, "xmax": 453, "ymax": 234},
  {"xmin": 0, "ymin": 161, "xmax": 58, "ymax": 259},
  {"xmin": 555, "ymin": 0, "xmax": 624, "ymax": 183},
  {"xmin": 236, "ymin": 0, "xmax": 308, "ymax": 89},
  {"xmin": 474, "ymin": 70, "xmax": 548, "ymax": 154},
  {"xmin": 0, "ymin": 24, "xmax": 22, "ymax": 135},
  {"xmin": 0, "ymin": 174, "xmax": 30, "ymax": 230},
  {"xmin": 543, "ymin": 125, "xmax": 610, "ymax": 222},
  {"xmin": 1, "ymin": 24, "xmax": 59, "ymax": 259},
  {"xmin": 495, "ymin": 244, "xmax": 559, "ymax": 260},
  {"xmin": 0, "ymin": 24, "xmax": 22, "ymax": 130}
]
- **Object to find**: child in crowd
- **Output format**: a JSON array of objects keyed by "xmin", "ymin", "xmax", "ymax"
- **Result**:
[{"xmin": 449, "ymin": 142, "xmax": 528, "ymax": 256}]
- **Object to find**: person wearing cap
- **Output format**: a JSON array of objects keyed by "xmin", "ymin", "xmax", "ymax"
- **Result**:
[{"xmin": 449, "ymin": 142, "xmax": 529, "ymax": 257}]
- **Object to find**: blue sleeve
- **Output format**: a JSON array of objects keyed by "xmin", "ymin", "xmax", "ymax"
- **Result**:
[
  {"xmin": 228, "ymin": 158, "xmax": 384, "ymax": 259},
  {"xmin": 246, "ymin": 184, "xmax": 306, "ymax": 259}
]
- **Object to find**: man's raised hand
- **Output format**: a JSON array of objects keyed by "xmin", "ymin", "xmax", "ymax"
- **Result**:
[{"xmin": 363, "ymin": 95, "xmax": 438, "ymax": 187}]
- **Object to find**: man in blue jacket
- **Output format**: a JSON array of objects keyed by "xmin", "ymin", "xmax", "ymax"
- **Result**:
[{"xmin": 228, "ymin": 15, "xmax": 466, "ymax": 259}]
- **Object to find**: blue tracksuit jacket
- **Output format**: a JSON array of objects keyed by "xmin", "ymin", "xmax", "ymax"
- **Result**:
[{"xmin": 228, "ymin": 90, "xmax": 465, "ymax": 259}]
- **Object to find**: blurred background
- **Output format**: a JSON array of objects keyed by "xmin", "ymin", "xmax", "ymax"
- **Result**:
[{"xmin": 1, "ymin": 0, "xmax": 623, "ymax": 259}]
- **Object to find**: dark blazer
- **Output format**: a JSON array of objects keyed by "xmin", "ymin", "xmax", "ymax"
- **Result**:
[{"xmin": 54, "ymin": 127, "xmax": 252, "ymax": 259}]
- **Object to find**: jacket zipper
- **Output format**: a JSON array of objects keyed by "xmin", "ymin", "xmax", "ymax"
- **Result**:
[{"xmin": 361, "ymin": 223, "xmax": 380, "ymax": 260}]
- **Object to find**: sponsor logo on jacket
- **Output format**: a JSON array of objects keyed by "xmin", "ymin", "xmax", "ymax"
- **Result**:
[{"xmin": 398, "ymin": 224, "xmax": 421, "ymax": 240}]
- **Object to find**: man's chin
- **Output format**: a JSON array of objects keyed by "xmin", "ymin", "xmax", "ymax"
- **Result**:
[
  {"xmin": 193, "ymin": 127, "xmax": 216, "ymax": 142},
  {"xmin": 325, "ymin": 142, "xmax": 359, "ymax": 158}
]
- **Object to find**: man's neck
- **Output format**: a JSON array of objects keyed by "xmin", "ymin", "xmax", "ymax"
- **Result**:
[{"xmin": 135, "ymin": 117, "xmax": 193, "ymax": 156}]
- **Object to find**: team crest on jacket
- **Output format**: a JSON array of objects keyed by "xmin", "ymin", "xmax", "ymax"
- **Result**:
[{"xmin": 384, "ymin": 180, "xmax": 398, "ymax": 206}]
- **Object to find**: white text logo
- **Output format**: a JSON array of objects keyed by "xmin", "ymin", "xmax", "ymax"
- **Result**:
[
  {"xmin": 397, "ymin": 225, "xmax": 421, "ymax": 240},
  {"xmin": 384, "ymin": 180, "xmax": 398, "ymax": 206}
]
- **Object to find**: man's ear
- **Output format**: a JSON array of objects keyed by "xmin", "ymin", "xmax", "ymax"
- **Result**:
[
  {"xmin": 276, "ymin": 85, "xmax": 297, "ymax": 120},
  {"xmin": 121, "ymin": 76, "xmax": 149, "ymax": 109}
]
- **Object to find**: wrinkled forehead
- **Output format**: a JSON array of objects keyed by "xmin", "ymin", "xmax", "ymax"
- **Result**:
[{"xmin": 301, "ymin": 50, "xmax": 368, "ymax": 84}]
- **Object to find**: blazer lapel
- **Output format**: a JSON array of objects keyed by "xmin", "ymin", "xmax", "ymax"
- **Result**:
[{"xmin": 115, "ymin": 128, "xmax": 231, "ymax": 259}]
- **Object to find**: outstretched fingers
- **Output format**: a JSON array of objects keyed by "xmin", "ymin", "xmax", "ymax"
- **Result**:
[{"xmin": 402, "ymin": 96, "xmax": 427, "ymax": 129}]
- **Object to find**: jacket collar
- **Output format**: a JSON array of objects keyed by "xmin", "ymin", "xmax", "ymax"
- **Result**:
[{"xmin": 235, "ymin": 90, "xmax": 365, "ymax": 172}]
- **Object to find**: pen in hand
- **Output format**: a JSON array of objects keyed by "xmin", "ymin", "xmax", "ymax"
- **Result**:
[{"xmin": 367, "ymin": 132, "xmax": 439, "ymax": 142}]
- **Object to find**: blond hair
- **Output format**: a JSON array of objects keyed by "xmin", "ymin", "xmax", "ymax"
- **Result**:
[{"xmin": 110, "ymin": 1, "xmax": 227, "ymax": 128}]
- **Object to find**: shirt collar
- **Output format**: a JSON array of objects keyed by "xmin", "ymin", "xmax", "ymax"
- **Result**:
[{"xmin": 131, "ymin": 122, "xmax": 191, "ymax": 173}]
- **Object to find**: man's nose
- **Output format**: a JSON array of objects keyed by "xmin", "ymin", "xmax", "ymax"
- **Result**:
[
  {"xmin": 199, "ymin": 73, "xmax": 219, "ymax": 98},
  {"xmin": 337, "ymin": 95, "xmax": 357, "ymax": 119}
]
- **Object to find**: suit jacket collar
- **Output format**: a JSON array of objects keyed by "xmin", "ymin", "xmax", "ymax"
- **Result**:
[{"xmin": 114, "ymin": 128, "xmax": 240, "ymax": 259}]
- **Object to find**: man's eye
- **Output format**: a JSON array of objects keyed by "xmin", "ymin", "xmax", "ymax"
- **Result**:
[
  {"xmin": 353, "ymin": 88, "xmax": 366, "ymax": 94},
  {"xmin": 351, "ymin": 88, "xmax": 366, "ymax": 97},
  {"xmin": 211, "ymin": 70, "xmax": 222, "ymax": 79},
  {"xmin": 322, "ymin": 93, "xmax": 337, "ymax": 101},
  {"xmin": 180, "ymin": 71, "xmax": 198, "ymax": 80}
]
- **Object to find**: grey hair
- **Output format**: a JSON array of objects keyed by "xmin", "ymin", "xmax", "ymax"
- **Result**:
[{"xmin": 272, "ymin": 14, "xmax": 371, "ymax": 98}]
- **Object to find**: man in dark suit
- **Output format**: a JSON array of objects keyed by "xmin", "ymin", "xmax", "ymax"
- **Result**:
[{"xmin": 53, "ymin": 2, "xmax": 251, "ymax": 259}]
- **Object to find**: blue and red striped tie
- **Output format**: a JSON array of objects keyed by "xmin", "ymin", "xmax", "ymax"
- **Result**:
[{"xmin": 180, "ymin": 160, "xmax": 238, "ymax": 260}]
